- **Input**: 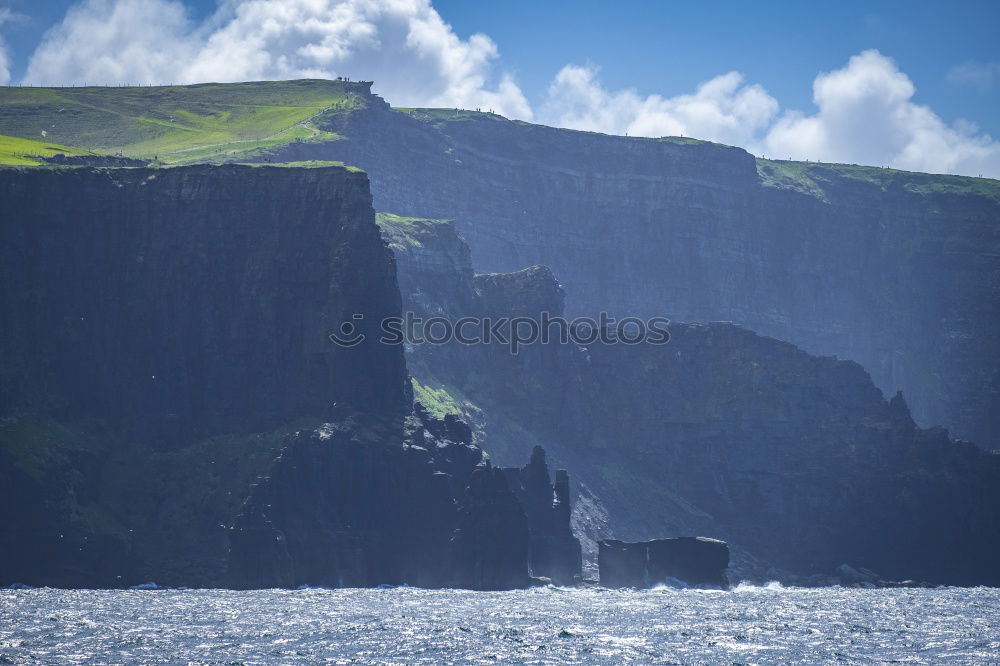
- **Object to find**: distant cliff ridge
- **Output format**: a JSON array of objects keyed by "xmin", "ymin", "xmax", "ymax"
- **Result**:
[
  {"xmin": 2, "ymin": 80, "xmax": 996, "ymax": 446},
  {"xmin": 283, "ymin": 90, "xmax": 1000, "ymax": 450}
]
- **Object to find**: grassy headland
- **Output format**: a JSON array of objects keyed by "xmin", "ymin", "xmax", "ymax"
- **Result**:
[{"xmin": 0, "ymin": 79, "xmax": 369, "ymax": 165}]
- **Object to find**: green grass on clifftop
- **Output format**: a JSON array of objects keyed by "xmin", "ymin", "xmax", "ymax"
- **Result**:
[
  {"xmin": 394, "ymin": 108, "xmax": 509, "ymax": 124},
  {"xmin": 758, "ymin": 158, "xmax": 1000, "ymax": 203},
  {"xmin": 0, "ymin": 134, "xmax": 94, "ymax": 166},
  {"xmin": 239, "ymin": 160, "xmax": 364, "ymax": 172},
  {"xmin": 396, "ymin": 107, "xmax": 722, "ymax": 148},
  {"xmin": 0, "ymin": 79, "xmax": 369, "ymax": 164},
  {"xmin": 376, "ymin": 212, "xmax": 455, "ymax": 251},
  {"xmin": 4, "ymin": 77, "xmax": 995, "ymax": 194}
]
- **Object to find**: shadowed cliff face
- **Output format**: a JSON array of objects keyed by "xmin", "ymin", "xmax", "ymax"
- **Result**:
[
  {"xmin": 276, "ymin": 97, "xmax": 1000, "ymax": 450},
  {"xmin": 0, "ymin": 407, "xmax": 571, "ymax": 589},
  {"xmin": 0, "ymin": 164, "xmax": 407, "ymax": 447},
  {"xmin": 0, "ymin": 163, "xmax": 407, "ymax": 586},
  {"xmin": 0, "ymin": 165, "xmax": 582, "ymax": 589},
  {"xmin": 227, "ymin": 412, "xmax": 549, "ymax": 591},
  {"xmin": 384, "ymin": 217, "xmax": 1000, "ymax": 586}
]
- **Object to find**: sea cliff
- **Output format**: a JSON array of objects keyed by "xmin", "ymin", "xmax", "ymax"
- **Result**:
[
  {"xmin": 284, "ymin": 93, "xmax": 1000, "ymax": 451},
  {"xmin": 0, "ymin": 164, "xmax": 579, "ymax": 588},
  {"xmin": 382, "ymin": 215, "xmax": 1000, "ymax": 586}
]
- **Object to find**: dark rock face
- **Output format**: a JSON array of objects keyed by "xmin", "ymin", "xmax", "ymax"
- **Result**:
[
  {"xmin": 0, "ymin": 430, "xmax": 134, "ymax": 588},
  {"xmin": 286, "ymin": 95, "xmax": 1000, "ymax": 450},
  {"xmin": 228, "ymin": 413, "xmax": 469, "ymax": 589},
  {"xmin": 1, "ymin": 389, "xmax": 577, "ymax": 590},
  {"xmin": 450, "ymin": 466, "xmax": 531, "ymax": 590},
  {"xmin": 383, "ymin": 217, "xmax": 1000, "ymax": 586},
  {"xmin": 0, "ymin": 164, "xmax": 408, "ymax": 449},
  {"xmin": 646, "ymin": 538, "xmax": 729, "ymax": 588},
  {"xmin": 44, "ymin": 154, "xmax": 148, "ymax": 167},
  {"xmin": 1, "ymin": 163, "xmax": 409, "ymax": 587},
  {"xmin": 597, "ymin": 540, "xmax": 648, "ymax": 588},
  {"xmin": 375, "ymin": 213, "xmax": 479, "ymax": 319},
  {"xmin": 501, "ymin": 446, "xmax": 583, "ymax": 584},
  {"xmin": 227, "ymin": 411, "xmax": 573, "ymax": 591},
  {"xmin": 0, "ymin": 164, "xmax": 581, "ymax": 590},
  {"xmin": 599, "ymin": 538, "xmax": 730, "ymax": 589}
]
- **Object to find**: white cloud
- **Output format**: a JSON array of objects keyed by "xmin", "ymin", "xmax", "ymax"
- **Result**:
[
  {"xmin": 540, "ymin": 52, "xmax": 1000, "ymax": 177},
  {"xmin": 760, "ymin": 50, "xmax": 1000, "ymax": 177},
  {"xmin": 23, "ymin": 0, "xmax": 196, "ymax": 87},
  {"xmin": 23, "ymin": 0, "xmax": 531, "ymax": 118},
  {"xmin": 540, "ymin": 64, "xmax": 778, "ymax": 147},
  {"xmin": 948, "ymin": 61, "xmax": 1000, "ymax": 94},
  {"xmin": 0, "ymin": 8, "xmax": 13, "ymax": 86}
]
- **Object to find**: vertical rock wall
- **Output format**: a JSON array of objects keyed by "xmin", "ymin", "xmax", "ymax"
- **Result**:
[
  {"xmin": 300, "ymin": 99, "xmax": 1000, "ymax": 449},
  {"xmin": 0, "ymin": 164, "xmax": 408, "ymax": 448}
]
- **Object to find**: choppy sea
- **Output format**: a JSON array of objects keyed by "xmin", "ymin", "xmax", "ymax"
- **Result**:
[{"xmin": 1, "ymin": 584, "xmax": 998, "ymax": 664}]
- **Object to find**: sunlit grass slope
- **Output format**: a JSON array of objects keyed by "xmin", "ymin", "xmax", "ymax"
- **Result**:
[
  {"xmin": 0, "ymin": 79, "xmax": 366, "ymax": 164},
  {"xmin": 0, "ymin": 134, "xmax": 93, "ymax": 166},
  {"xmin": 757, "ymin": 158, "xmax": 1000, "ymax": 203},
  {"xmin": 375, "ymin": 212, "xmax": 455, "ymax": 251}
]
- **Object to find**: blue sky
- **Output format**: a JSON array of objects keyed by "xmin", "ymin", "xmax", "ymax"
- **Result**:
[
  {"xmin": 435, "ymin": 0, "xmax": 1000, "ymax": 136},
  {"xmin": 2, "ymin": 0, "xmax": 998, "ymax": 175}
]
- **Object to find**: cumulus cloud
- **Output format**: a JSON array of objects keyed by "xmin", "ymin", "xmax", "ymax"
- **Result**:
[
  {"xmin": 540, "ymin": 64, "xmax": 778, "ymax": 147},
  {"xmin": 540, "ymin": 52, "xmax": 1000, "ymax": 177},
  {"xmin": 23, "ymin": 0, "xmax": 196, "ymax": 87},
  {"xmin": 760, "ymin": 50, "xmax": 1000, "ymax": 177},
  {"xmin": 0, "ymin": 8, "xmax": 13, "ymax": 86},
  {"xmin": 23, "ymin": 0, "xmax": 531, "ymax": 118}
]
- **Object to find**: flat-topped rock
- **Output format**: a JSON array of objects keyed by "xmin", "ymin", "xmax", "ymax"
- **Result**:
[{"xmin": 599, "ymin": 537, "xmax": 730, "ymax": 589}]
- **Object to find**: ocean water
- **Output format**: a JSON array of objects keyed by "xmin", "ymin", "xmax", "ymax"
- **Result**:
[{"xmin": 1, "ymin": 585, "xmax": 998, "ymax": 664}]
